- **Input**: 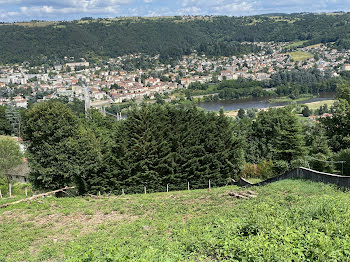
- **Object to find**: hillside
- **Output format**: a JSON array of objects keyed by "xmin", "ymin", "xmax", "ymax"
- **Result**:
[
  {"xmin": 2, "ymin": 13, "xmax": 350, "ymax": 64},
  {"xmin": 1, "ymin": 179, "xmax": 350, "ymax": 261}
]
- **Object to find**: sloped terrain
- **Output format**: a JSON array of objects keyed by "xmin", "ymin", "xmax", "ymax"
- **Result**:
[{"xmin": 1, "ymin": 179, "xmax": 350, "ymax": 261}]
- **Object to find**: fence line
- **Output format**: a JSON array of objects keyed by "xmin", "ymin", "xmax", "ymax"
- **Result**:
[
  {"xmin": 237, "ymin": 167, "xmax": 350, "ymax": 188},
  {"xmin": 2, "ymin": 167, "xmax": 348, "ymax": 200}
]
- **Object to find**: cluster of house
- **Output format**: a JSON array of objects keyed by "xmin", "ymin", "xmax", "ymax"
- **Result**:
[{"xmin": 1, "ymin": 41, "xmax": 350, "ymax": 108}]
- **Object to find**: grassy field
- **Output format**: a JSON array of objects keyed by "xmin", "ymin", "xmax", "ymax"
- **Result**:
[
  {"xmin": 268, "ymin": 94, "xmax": 315, "ymax": 103},
  {"xmin": 289, "ymin": 51, "xmax": 314, "ymax": 62},
  {"xmin": 1, "ymin": 180, "xmax": 350, "ymax": 261},
  {"xmin": 0, "ymin": 21, "xmax": 58, "ymax": 27},
  {"xmin": 285, "ymin": 41, "xmax": 307, "ymax": 49},
  {"xmin": 304, "ymin": 99, "xmax": 337, "ymax": 110}
]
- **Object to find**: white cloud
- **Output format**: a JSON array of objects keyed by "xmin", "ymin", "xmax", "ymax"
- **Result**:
[
  {"xmin": 2, "ymin": 4, "xmax": 123, "ymax": 21},
  {"xmin": 213, "ymin": 1, "xmax": 254, "ymax": 14},
  {"xmin": 1, "ymin": 0, "xmax": 350, "ymax": 22},
  {"xmin": 177, "ymin": 6, "xmax": 202, "ymax": 15}
]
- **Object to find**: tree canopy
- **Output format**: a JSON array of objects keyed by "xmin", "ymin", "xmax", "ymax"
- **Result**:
[{"xmin": 0, "ymin": 136, "xmax": 23, "ymax": 182}]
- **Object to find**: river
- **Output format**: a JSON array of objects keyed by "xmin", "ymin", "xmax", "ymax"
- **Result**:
[{"xmin": 198, "ymin": 93, "xmax": 336, "ymax": 112}]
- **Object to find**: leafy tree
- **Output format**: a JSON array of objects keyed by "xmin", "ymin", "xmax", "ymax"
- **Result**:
[
  {"xmin": 24, "ymin": 101, "xmax": 81, "ymax": 190},
  {"xmin": 320, "ymin": 100, "xmax": 350, "ymax": 152},
  {"xmin": 334, "ymin": 148, "xmax": 350, "ymax": 175},
  {"xmin": 0, "ymin": 136, "xmax": 23, "ymax": 182},
  {"xmin": 304, "ymin": 123, "xmax": 333, "ymax": 172}
]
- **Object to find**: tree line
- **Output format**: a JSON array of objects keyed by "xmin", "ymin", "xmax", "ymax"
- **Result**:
[
  {"xmin": 187, "ymin": 68, "xmax": 340, "ymax": 100},
  {"xmin": 0, "ymin": 100, "xmax": 314, "ymax": 194},
  {"xmin": 3, "ymin": 82, "xmax": 350, "ymax": 194},
  {"xmin": 18, "ymin": 100, "xmax": 331, "ymax": 194},
  {"xmin": 23, "ymin": 103, "xmax": 244, "ymax": 194}
]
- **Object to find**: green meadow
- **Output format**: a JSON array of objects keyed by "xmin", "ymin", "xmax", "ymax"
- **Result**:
[{"xmin": 1, "ymin": 180, "xmax": 350, "ymax": 261}]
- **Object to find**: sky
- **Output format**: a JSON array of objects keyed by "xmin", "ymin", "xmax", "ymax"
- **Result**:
[{"xmin": 0, "ymin": 0, "xmax": 349, "ymax": 22}]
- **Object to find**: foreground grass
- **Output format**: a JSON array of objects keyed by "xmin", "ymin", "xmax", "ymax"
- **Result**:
[{"xmin": 1, "ymin": 180, "xmax": 350, "ymax": 261}]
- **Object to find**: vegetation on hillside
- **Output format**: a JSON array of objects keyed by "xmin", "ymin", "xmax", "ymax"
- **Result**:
[{"xmin": 2, "ymin": 13, "xmax": 350, "ymax": 64}]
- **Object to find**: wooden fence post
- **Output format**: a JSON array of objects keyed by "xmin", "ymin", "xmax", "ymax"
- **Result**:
[
  {"xmin": 122, "ymin": 189, "xmax": 125, "ymax": 195},
  {"xmin": 144, "ymin": 186, "xmax": 147, "ymax": 194},
  {"xmin": 0, "ymin": 189, "xmax": 2, "ymax": 198},
  {"xmin": 166, "ymin": 184, "xmax": 169, "ymax": 193},
  {"xmin": 9, "ymin": 184, "xmax": 11, "ymax": 198},
  {"xmin": 209, "ymin": 180, "xmax": 211, "ymax": 191},
  {"xmin": 25, "ymin": 187, "xmax": 28, "ymax": 197},
  {"xmin": 188, "ymin": 182, "xmax": 190, "ymax": 191}
]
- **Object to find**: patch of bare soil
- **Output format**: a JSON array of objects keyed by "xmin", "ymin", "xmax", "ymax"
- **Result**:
[
  {"xmin": 228, "ymin": 190, "xmax": 257, "ymax": 199},
  {"xmin": 1, "ymin": 209, "xmax": 138, "ymax": 256}
]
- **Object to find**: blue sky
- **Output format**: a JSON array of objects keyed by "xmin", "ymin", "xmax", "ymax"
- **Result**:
[{"xmin": 0, "ymin": 0, "xmax": 349, "ymax": 22}]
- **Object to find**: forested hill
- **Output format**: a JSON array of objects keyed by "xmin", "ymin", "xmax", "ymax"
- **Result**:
[{"xmin": 1, "ymin": 13, "xmax": 350, "ymax": 64}]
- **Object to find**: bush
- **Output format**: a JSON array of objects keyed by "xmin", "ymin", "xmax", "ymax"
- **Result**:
[
  {"xmin": 334, "ymin": 148, "xmax": 350, "ymax": 175},
  {"xmin": 302, "ymin": 106, "xmax": 312, "ymax": 117},
  {"xmin": 290, "ymin": 158, "xmax": 306, "ymax": 169},
  {"xmin": 0, "ymin": 179, "xmax": 32, "ymax": 197},
  {"xmin": 272, "ymin": 160, "xmax": 290, "ymax": 175},
  {"xmin": 309, "ymin": 153, "xmax": 334, "ymax": 173},
  {"xmin": 257, "ymin": 160, "xmax": 275, "ymax": 179},
  {"xmin": 241, "ymin": 163, "xmax": 258, "ymax": 178}
]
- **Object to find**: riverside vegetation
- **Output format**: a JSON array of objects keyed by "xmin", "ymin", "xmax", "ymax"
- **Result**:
[{"xmin": 1, "ymin": 180, "xmax": 350, "ymax": 261}]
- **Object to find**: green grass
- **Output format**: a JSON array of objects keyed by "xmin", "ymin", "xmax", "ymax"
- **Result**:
[
  {"xmin": 268, "ymin": 94, "xmax": 315, "ymax": 103},
  {"xmin": 289, "ymin": 51, "xmax": 313, "ymax": 62},
  {"xmin": 304, "ymin": 99, "xmax": 337, "ymax": 110},
  {"xmin": 244, "ymin": 178, "xmax": 263, "ymax": 183},
  {"xmin": 1, "ymin": 180, "xmax": 350, "ymax": 261},
  {"xmin": 285, "ymin": 41, "xmax": 307, "ymax": 49}
]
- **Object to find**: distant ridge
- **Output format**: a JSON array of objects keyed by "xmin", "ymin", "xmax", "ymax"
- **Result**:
[{"xmin": 1, "ymin": 13, "xmax": 350, "ymax": 65}]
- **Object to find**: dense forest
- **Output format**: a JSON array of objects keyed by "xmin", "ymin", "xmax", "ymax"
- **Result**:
[{"xmin": 2, "ymin": 13, "xmax": 350, "ymax": 64}]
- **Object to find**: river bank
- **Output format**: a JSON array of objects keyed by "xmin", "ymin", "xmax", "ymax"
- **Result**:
[{"xmin": 198, "ymin": 92, "xmax": 336, "ymax": 113}]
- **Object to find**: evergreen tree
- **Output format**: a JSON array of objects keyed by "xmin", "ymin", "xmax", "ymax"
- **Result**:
[
  {"xmin": 252, "ymin": 107, "xmax": 306, "ymax": 163},
  {"xmin": 237, "ymin": 108, "xmax": 246, "ymax": 119},
  {"xmin": 0, "ymin": 106, "xmax": 11, "ymax": 135},
  {"xmin": 302, "ymin": 106, "xmax": 312, "ymax": 117}
]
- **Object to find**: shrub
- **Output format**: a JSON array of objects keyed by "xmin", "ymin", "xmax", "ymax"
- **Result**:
[
  {"xmin": 272, "ymin": 160, "xmax": 290, "ymax": 175},
  {"xmin": 241, "ymin": 163, "xmax": 258, "ymax": 178},
  {"xmin": 290, "ymin": 158, "xmax": 306, "ymax": 169},
  {"xmin": 257, "ymin": 160, "xmax": 275, "ymax": 179},
  {"xmin": 334, "ymin": 148, "xmax": 350, "ymax": 175}
]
